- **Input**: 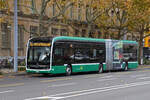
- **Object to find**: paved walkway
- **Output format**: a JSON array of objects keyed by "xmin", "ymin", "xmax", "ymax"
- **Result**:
[
  {"xmin": 0, "ymin": 68, "xmax": 26, "ymax": 78},
  {"xmin": 0, "ymin": 65, "xmax": 150, "ymax": 78}
]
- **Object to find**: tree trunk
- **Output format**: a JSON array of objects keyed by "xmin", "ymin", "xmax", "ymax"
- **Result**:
[
  {"xmin": 88, "ymin": 23, "xmax": 92, "ymax": 37},
  {"xmin": 138, "ymin": 32, "xmax": 143, "ymax": 65},
  {"xmin": 38, "ymin": 17, "xmax": 41, "ymax": 37},
  {"xmin": 117, "ymin": 28, "xmax": 122, "ymax": 40}
]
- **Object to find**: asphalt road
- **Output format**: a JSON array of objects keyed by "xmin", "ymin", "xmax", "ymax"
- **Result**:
[{"xmin": 1, "ymin": 68, "xmax": 150, "ymax": 100}]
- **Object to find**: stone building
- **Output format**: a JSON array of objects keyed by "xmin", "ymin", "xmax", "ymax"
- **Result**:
[
  {"xmin": 0, "ymin": 0, "xmax": 102, "ymax": 58},
  {"xmin": 0, "ymin": 0, "xmax": 141, "ymax": 58}
]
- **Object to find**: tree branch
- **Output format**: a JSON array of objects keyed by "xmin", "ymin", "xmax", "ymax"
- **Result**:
[{"xmin": 19, "ymin": 4, "xmax": 39, "ymax": 14}]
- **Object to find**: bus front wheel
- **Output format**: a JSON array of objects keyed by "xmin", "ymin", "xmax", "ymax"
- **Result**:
[
  {"xmin": 98, "ymin": 64, "xmax": 103, "ymax": 73},
  {"xmin": 66, "ymin": 65, "xmax": 72, "ymax": 76}
]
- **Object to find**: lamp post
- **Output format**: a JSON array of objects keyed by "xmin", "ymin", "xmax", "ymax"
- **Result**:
[{"xmin": 14, "ymin": 0, "xmax": 18, "ymax": 72}]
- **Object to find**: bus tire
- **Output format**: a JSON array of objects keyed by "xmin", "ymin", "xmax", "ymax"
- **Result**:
[
  {"xmin": 124, "ymin": 63, "xmax": 128, "ymax": 71},
  {"xmin": 98, "ymin": 64, "xmax": 103, "ymax": 73},
  {"xmin": 66, "ymin": 65, "xmax": 72, "ymax": 76}
]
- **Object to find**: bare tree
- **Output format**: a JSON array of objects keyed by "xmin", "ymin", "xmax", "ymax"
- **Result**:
[
  {"xmin": 127, "ymin": 0, "xmax": 150, "ymax": 64},
  {"xmin": 20, "ymin": 0, "xmax": 74, "ymax": 37}
]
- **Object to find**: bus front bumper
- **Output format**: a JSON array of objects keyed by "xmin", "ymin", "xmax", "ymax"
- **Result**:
[{"xmin": 26, "ymin": 69, "xmax": 51, "ymax": 74}]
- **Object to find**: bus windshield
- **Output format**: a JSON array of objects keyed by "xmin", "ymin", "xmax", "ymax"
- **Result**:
[{"xmin": 27, "ymin": 46, "xmax": 50, "ymax": 65}]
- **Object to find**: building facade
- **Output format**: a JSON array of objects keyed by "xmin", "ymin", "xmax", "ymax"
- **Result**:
[{"xmin": 0, "ymin": 0, "xmax": 139, "ymax": 58}]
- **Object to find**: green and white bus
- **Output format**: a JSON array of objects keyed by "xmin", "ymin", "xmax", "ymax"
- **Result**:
[{"xmin": 26, "ymin": 36, "xmax": 138, "ymax": 75}]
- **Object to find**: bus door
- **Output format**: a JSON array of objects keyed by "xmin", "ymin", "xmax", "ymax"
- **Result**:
[
  {"xmin": 106, "ymin": 39, "xmax": 113, "ymax": 71},
  {"xmin": 112, "ymin": 40, "xmax": 123, "ymax": 70}
]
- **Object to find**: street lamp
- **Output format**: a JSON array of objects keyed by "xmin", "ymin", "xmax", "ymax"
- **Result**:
[{"xmin": 14, "ymin": 0, "xmax": 18, "ymax": 72}]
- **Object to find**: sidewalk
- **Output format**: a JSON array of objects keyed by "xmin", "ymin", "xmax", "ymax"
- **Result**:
[
  {"xmin": 0, "ymin": 67, "xmax": 26, "ymax": 78},
  {"xmin": 0, "ymin": 65, "xmax": 150, "ymax": 78},
  {"xmin": 138, "ymin": 65, "xmax": 150, "ymax": 69}
]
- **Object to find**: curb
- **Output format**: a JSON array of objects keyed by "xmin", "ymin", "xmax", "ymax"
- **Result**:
[
  {"xmin": 138, "ymin": 65, "xmax": 150, "ymax": 69},
  {"xmin": 0, "ymin": 71, "xmax": 27, "ymax": 79}
]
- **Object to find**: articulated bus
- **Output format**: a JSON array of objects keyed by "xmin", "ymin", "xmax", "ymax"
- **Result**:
[{"xmin": 26, "ymin": 36, "xmax": 138, "ymax": 75}]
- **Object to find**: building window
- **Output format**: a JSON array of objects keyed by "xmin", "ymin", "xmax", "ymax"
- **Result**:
[
  {"xmin": 104, "ymin": 32, "xmax": 108, "ymax": 39},
  {"xmin": 70, "ymin": 5, "xmax": 73, "ymax": 19},
  {"xmin": 60, "ymin": 29, "xmax": 68, "ymax": 36},
  {"xmin": 1, "ymin": 23, "xmax": 11, "ymax": 49},
  {"xmin": 30, "ymin": 26, "xmax": 38, "ymax": 38},
  {"xmin": 110, "ymin": 33, "xmax": 114, "ymax": 39},
  {"xmin": 0, "ymin": 0, "xmax": 6, "ymax": 10},
  {"xmin": 75, "ymin": 29, "xmax": 79, "ymax": 36},
  {"xmin": 39, "ymin": 25, "xmax": 48, "ymax": 36},
  {"xmin": 51, "ymin": 28, "xmax": 58, "ymax": 35},
  {"xmin": 82, "ymin": 29, "xmax": 86, "ymax": 37},
  {"xmin": 98, "ymin": 31, "xmax": 101, "ymax": 38},
  {"xmin": 52, "ymin": 3, "xmax": 56, "ymax": 16},
  {"xmin": 18, "ymin": 25, "xmax": 24, "ymax": 49},
  {"xmin": 72, "ymin": 5, "xmax": 77, "ymax": 20},
  {"xmin": 78, "ymin": 2, "xmax": 82, "ymax": 21},
  {"xmin": 148, "ymin": 39, "xmax": 150, "ymax": 47},
  {"xmin": 31, "ymin": 0, "xmax": 36, "ymax": 14},
  {"xmin": 17, "ymin": 0, "xmax": 22, "ymax": 12}
]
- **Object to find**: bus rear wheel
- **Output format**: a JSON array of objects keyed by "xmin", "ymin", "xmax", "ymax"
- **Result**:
[
  {"xmin": 98, "ymin": 64, "xmax": 103, "ymax": 73},
  {"xmin": 66, "ymin": 65, "xmax": 72, "ymax": 76}
]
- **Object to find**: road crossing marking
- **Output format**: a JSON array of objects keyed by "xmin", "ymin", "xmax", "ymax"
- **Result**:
[
  {"xmin": 25, "ymin": 81, "xmax": 150, "ymax": 100},
  {"xmin": 84, "ymin": 74, "xmax": 104, "ymax": 78},
  {"xmin": 97, "ymin": 78, "xmax": 117, "ymax": 82},
  {"xmin": 101, "ymin": 75, "xmax": 113, "ymax": 78},
  {"xmin": 25, "ymin": 96, "xmax": 63, "ymax": 100},
  {"xmin": 138, "ymin": 77, "xmax": 150, "ymax": 80},
  {"xmin": 115, "ymin": 72, "xmax": 131, "ymax": 75},
  {"xmin": 130, "ymin": 74, "xmax": 146, "ymax": 78},
  {"xmin": 0, "ymin": 90, "xmax": 14, "ymax": 94},
  {"xmin": 48, "ymin": 83, "xmax": 76, "ymax": 88}
]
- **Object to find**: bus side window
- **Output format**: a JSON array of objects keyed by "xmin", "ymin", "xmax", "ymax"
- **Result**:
[
  {"xmin": 64, "ymin": 45, "xmax": 74, "ymax": 64},
  {"xmin": 123, "ymin": 44, "xmax": 137, "ymax": 62},
  {"xmin": 89, "ymin": 43, "xmax": 106, "ymax": 63},
  {"xmin": 53, "ymin": 47, "xmax": 64, "ymax": 65}
]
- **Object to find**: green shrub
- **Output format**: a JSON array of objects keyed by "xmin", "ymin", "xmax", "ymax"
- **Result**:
[
  {"xmin": 18, "ymin": 60, "xmax": 25, "ymax": 66},
  {"xmin": 0, "ymin": 71, "xmax": 2, "ymax": 75},
  {"xmin": 18, "ymin": 67, "xmax": 26, "ymax": 72},
  {"xmin": 143, "ymin": 58, "xmax": 150, "ymax": 65}
]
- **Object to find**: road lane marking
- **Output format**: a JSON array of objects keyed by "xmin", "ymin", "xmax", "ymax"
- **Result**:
[
  {"xmin": 101, "ymin": 75, "xmax": 113, "ymax": 78},
  {"xmin": 25, "ymin": 81, "xmax": 150, "ymax": 100},
  {"xmin": 97, "ymin": 78, "xmax": 117, "ymax": 82},
  {"xmin": 59, "ymin": 81, "xmax": 150, "ymax": 99},
  {"xmin": 50, "ymin": 81, "xmax": 150, "ymax": 97},
  {"xmin": 84, "ymin": 74, "xmax": 104, "ymax": 78},
  {"xmin": 84, "ymin": 75, "xmax": 113, "ymax": 79},
  {"xmin": 48, "ymin": 83, "xmax": 76, "ymax": 88},
  {"xmin": 0, "ymin": 90, "xmax": 14, "ymax": 94},
  {"xmin": 115, "ymin": 72, "xmax": 131, "ymax": 75},
  {"xmin": 0, "ymin": 83, "xmax": 24, "ymax": 88},
  {"xmin": 130, "ymin": 74, "xmax": 146, "ymax": 78},
  {"xmin": 25, "ymin": 96, "xmax": 63, "ymax": 100},
  {"xmin": 138, "ymin": 77, "xmax": 150, "ymax": 80},
  {"xmin": 40, "ymin": 78, "xmax": 72, "ymax": 83}
]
